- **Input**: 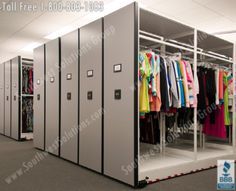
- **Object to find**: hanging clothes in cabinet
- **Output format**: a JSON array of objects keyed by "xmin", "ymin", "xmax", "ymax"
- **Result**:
[
  {"xmin": 22, "ymin": 66, "xmax": 34, "ymax": 95},
  {"xmin": 22, "ymin": 97, "xmax": 33, "ymax": 133},
  {"xmin": 139, "ymin": 50, "xmax": 198, "ymax": 144},
  {"xmin": 199, "ymin": 65, "xmax": 232, "ymax": 139}
]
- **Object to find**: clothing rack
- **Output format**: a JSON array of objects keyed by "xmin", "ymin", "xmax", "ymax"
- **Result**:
[
  {"xmin": 139, "ymin": 30, "xmax": 233, "ymax": 64},
  {"xmin": 139, "ymin": 30, "xmax": 233, "ymax": 158}
]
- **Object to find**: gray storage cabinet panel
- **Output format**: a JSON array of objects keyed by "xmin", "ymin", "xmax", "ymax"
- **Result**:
[
  {"xmin": 11, "ymin": 57, "xmax": 20, "ymax": 140},
  {"xmin": 60, "ymin": 30, "xmax": 78, "ymax": 163},
  {"xmin": 4, "ymin": 61, "xmax": 11, "ymax": 137},
  {"xmin": 79, "ymin": 19, "xmax": 102, "ymax": 172},
  {"xmin": 34, "ymin": 45, "xmax": 45, "ymax": 150},
  {"xmin": 45, "ymin": 39, "xmax": 60, "ymax": 155},
  {"xmin": 104, "ymin": 4, "xmax": 136, "ymax": 185},
  {"xmin": 0, "ymin": 63, "xmax": 4, "ymax": 134}
]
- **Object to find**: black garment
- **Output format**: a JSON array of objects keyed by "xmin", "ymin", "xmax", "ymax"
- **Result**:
[
  {"xmin": 160, "ymin": 57, "xmax": 169, "ymax": 111},
  {"xmin": 177, "ymin": 108, "xmax": 193, "ymax": 127},
  {"xmin": 197, "ymin": 67, "xmax": 207, "ymax": 124},
  {"xmin": 206, "ymin": 69, "xmax": 216, "ymax": 124},
  {"xmin": 166, "ymin": 114, "xmax": 176, "ymax": 128},
  {"xmin": 140, "ymin": 113, "xmax": 160, "ymax": 144}
]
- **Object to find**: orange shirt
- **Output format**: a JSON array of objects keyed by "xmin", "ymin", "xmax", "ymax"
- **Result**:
[{"xmin": 218, "ymin": 70, "xmax": 224, "ymax": 100}]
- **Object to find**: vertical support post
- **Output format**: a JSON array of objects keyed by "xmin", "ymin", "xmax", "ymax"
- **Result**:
[
  {"xmin": 174, "ymin": 113, "xmax": 178, "ymax": 143},
  {"xmin": 193, "ymin": 29, "xmax": 198, "ymax": 160},
  {"xmin": 233, "ymin": 43, "xmax": 236, "ymax": 152},
  {"xmin": 159, "ymin": 113, "xmax": 163, "ymax": 154},
  {"xmin": 199, "ymin": 125, "xmax": 202, "ymax": 148},
  {"xmin": 160, "ymin": 45, "xmax": 166, "ymax": 154}
]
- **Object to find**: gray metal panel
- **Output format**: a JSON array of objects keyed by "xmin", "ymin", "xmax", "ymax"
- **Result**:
[
  {"xmin": 60, "ymin": 30, "xmax": 78, "ymax": 163},
  {"xmin": 104, "ymin": 4, "xmax": 136, "ymax": 185},
  {"xmin": 45, "ymin": 39, "xmax": 60, "ymax": 155},
  {"xmin": 4, "ymin": 61, "xmax": 11, "ymax": 137},
  {"xmin": 34, "ymin": 45, "xmax": 45, "ymax": 150},
  {"xmin": 11, "ymin": 57, "xmax": 20, "ymax": 140},
  {"xmin": 0, "ymin": 63, "xmax": 4, "ymax": 134},
  {"xmin": 80, "ymin": 19, "xmax": 102, "ymax": 172}
]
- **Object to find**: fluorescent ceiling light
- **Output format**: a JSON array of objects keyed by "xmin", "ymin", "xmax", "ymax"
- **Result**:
[
  {"xmin": 21, "ymin": 42, "xmax": 42, "ymax": 52},
  {"xmin": 138, "ymin": 2, "xmax": 147, "ymax": 9},
  {"xmin": 44, "ymin": 0, "xmax": 135, "ymax": 39},
  {"xmin": 44, "ymin": 25, "xmax": 75, "ymax": 40},
  {"xmin": 212, "ymin": 30, "xmax": 236, "ymax": 35}
]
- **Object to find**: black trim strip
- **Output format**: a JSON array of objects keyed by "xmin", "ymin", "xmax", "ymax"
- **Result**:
[
  {"xmin": 77, "ymin": 29, "xmax": 80, "ymax": 164},
  {"xmin": 18, "ymin": 56, "xmax": 21, "ymax": 141},
  {"xmin": 22, "ymin": 58, "xmax": 34, "ymax": 62},
  {"xmin": 59, "ymin": 38, "xmax": 61, "ymax": 157},
  {"xmin": 10, "ymin": 60, "xmax": 12, "ymax": 137},
  {"xmin": 21, "ymin": 62, "xmax": 33, "ymax": 67},
  {"xmin": 133, "ymin": 2, "xmax": 139, "ymax": 188},
  {"xmin": 101, "ymin": 18, "xmax": 104, "ymax": 174},
  {"xmin": 44, "ymin": 44, "xmax": 46, "ymax": 151},
  {"xmin": 3, "ymin": 62, "xmax": 5, "ymax": 135}
]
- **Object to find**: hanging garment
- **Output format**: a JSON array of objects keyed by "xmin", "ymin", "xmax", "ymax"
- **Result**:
[
  {"xmin": 179, "ymin": 60, "xmax": 190, "ymax": 107},
  {"xmin": 29, "ymin": 68, "xmax": 34, "ymax": 94},
  {"xmin": 215, "ymin": 68, "xmax": 219, "ymax": 105},
  {"xmin": 166, "ymin": 114, "xmax": 176, "ymax": 129},
  {"xmin": 173, "ymin": 60, "xmax": 182, "ymax": 108},
  {"xmin": 228, "ymin": 73, "xmax": 233, "ymax": 96},
  {"xmin": 175, "ymin": 61, "xmax": 185, "ymax": 107},
  {"xmin": 165, "ymin": 58, "xmax": 172, "ymax": 107},
  {"xmin": 197, "ymin": 67, "xmax": 207, "ymax": 124},
  {"xmin": 166, "ymin": 58, "xmax": 179, "ymax": 108},
  {"xmin": 22, "ymin": 98, "xmax": 33, "ymax": 133},
  {"xmin": 140, "ymin": 112, "xmax": 160, "ymax": 144},
  {"xmin": 203, "ymin": 105, "xmax": 226, "ymax": 139},
  {"xmin": 147, "ymin": 52, "xmax": 157, "ymax": 96},
  {"xmin": 195, "ymin": 69, "xmax": 200, "ymax": 95},
  {"xmin": 184, "ymin": 60, "xmax": 197, "ymax": 107},
  {"xmin": 139, "ymin": 53, "xmax": 151, "ymax": 113},
  {"xmin": 219, "ymin": 70, "xmax": 224, "ymax": 101},
  {"xmin": 160, "ymin": 57, "xmax": 170, "ymax": 111},
  {"xmin": 177, "ymin": 108, "xmax": 193, "ymax": 128},
  {"xmin": 224, "ymin": 72, "xmax": 231, "ymax": 126},
  {"xmin": 150, "ymin": 54, "xmax": 162, "ymax": 112},
  {"xmin": 22, "ymin": 67, "xmax": 28, "ymax": 94},
  {"xmin": 205, "ymin": 69, "xmax": 216, "ymax": 124}
]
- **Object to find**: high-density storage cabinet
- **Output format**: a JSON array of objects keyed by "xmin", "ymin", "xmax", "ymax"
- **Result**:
[
  {"xmin": 11, "ymin": 56, "xmax": 20, "ymax": 140},
  {"xmin": 0, "ymin": 63, "xmax": 4, "ymax": 134},
  {"xmin": 45, "ymin": 39, "xmax": 60, "ymax": 156},
  {"xmin": 2, "ymin": 57, "xmax": 34, "ymax": 141},
  {"xmin": 104, "ymin": 4, "xmax": 138, "ymax": 185},
  {"xmin": 34, "ymin": 45, "xmax": 45, "ymax": 150},
  {"xmin": 4, "ymin": 60, "xmax": 11, "ymax": 137},
  {"xmin": 60, "ymin": 30, "xmax": 79, "ymax": 163},
  {"xmin": 34, "ymin": 32, "xmax": 79, "ymax": 163},
  {"xmin": 33, "ymin": 2, "xmax": 236, "ymax": 188},
  {"xmin": 79, "ymin": 19, "xmax": 102, "ymax": 172}
]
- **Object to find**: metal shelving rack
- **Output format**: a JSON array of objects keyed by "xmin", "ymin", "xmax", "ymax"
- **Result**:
[{"xmin": 20, "ymin": 58, "xmax": 34, "ymax": 140}]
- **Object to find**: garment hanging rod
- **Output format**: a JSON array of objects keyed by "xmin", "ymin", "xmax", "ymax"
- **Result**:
[
  {"xmin": 196, "ymin": 51, "xmax": 233, "ymax": 64},
  {"xmin": 139, "ymin": 30, "xmax": 164, "ymax": 41},
  {"xmin": 140, "ymin": 45, "xmax": 193, "ymax": 61},
  {"xmin": 140, "ymin": 34, "xmax": 195, "ymax": 52},
  {"xmin": 139, "ymin": 32, "xmax": 233, "ymax": 64},
  {"xmin": 140, "ymin": 30, "xmax": 202, "ymax": 51}
]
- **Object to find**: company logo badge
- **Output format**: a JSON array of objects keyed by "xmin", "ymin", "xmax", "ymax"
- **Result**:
[{"xmin": 217, "ymin": 160, "xmax": 235, "ymax": 190}]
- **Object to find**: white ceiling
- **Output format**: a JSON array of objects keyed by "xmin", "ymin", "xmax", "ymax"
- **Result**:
[{"xmin": 0, "ymin": 0, "xmax": 235, "ymax": 62}]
